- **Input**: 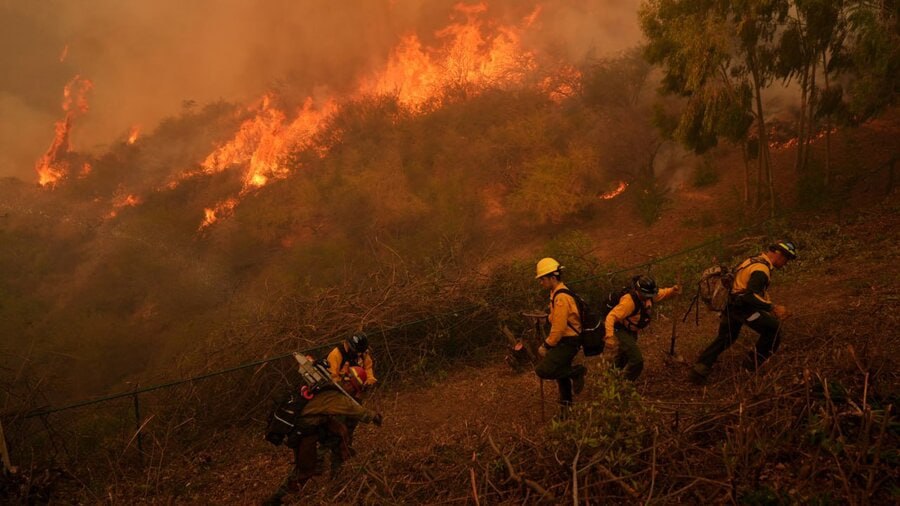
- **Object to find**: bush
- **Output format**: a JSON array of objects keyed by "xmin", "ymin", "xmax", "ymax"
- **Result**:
[
  {"xmin": 633, "ymin": 174, "xmax": 671, "ymax": 225},
  {"xmin": 547, "ymin": 367, "xmax": 657, "ymax": 475}
]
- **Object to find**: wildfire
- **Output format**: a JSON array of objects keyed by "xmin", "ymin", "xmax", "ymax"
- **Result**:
[
  {"xmin": 107, "ymin": 193, "xmax": 142, "ymax": 218},
  {"xmin": 199, "ymin": 197, "xmax": 239, "ymax": 230},
  {"xmin": 599, "ymin": 181, "xmax": 628, "ymax": 200},
  {"xmin": 190, "ymin": 3, "xmax": 545, "ymax": 230},
  {"xmin": 359, "ymin": 2, "xmax": 537, "ymax": 108},
  {"xmin": 34, "ymin": 75, "xmax": 94, "ymax": 187},
  {"xmin": 127, "ymin": 125, "xmax": 141, "ymax": 145},
  {"xmin": 769, "ymin": 126, "xmax": 837, "ymax": 150}
]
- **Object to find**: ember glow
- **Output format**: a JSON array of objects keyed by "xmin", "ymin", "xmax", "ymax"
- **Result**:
[
  {"xmin": 34, "ymin": 75, "xmax": 94, "ymax": 187},
  {"xmin": 107, "ymin": 193, "xmax": 142, "ymax": 218},
  {"xmin": 127, "ymin": 126, "xmax": 141, "ymax": 145},
  {"xmin": 769, "ymin": 127, "xmax": 837, "ymax": 150},
  {"xmin": 599, "ymin": 181, "xmax": 628, "ymax": 200}
]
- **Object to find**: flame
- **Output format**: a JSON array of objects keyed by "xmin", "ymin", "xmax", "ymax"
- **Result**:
[
  {"xmin": 34, "ymin": 75, "xmax": 93, "ymax": 187},
  {"xmin": 599, "ymin": 181, "xmax": 628, "ymax": 200},
  {"xmin": 769, "ymin": 126, "xmax": 837, "ymax": 150},
  {"xmin": 191, "ymin": 2, "xmax": 544, "ymax": 229},
  {"xmin": 127, "ymin": 125, "xmax": 140, "ymax": 145},
  {"xmin": 360, "ymin": 2, "xmax": 537, "ymax": 108},
  {"xmin": 106, "ymin": 193, "xmax": 142, "ymax": 218},
  {"xmin": 59, "ymin": 44, "xmax": 69, "ymax": 63},
  {"xmin": 79, "ymin": 162, "xmax": 92, "ymax": 177},
  {"xmin": 199, "ymin": 197, "xmax": 239, "ymax": 230}
]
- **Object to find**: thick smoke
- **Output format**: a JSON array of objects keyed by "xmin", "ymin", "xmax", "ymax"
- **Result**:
[{"xmin": 0, "ymin": 0, "xmax": 643, "ymax": 181}]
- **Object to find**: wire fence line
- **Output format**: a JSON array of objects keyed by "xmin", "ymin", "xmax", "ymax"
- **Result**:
[
  {"xmin": 16, "ymin": 211, "xmax": 779, "ymax": 422},
  {"xmin": 2, "ymin": 207, "xmax": 798, "ymax": 479}
]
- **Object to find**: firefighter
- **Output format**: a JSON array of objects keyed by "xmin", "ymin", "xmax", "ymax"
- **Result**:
[
  {"xmin": 603, "ymin": 275, "xmax": 681, "ymax": 381},
  {"xmin": 325, "ymin": 332, "xmax": 377, "ymax": 386},
  {"xmin": 321, "ymin": 332, "xmax": 377, "ymax": 447},
  {"xmin": 533, "ymin": 258, "xmax": 587, "ymax": 414},
  {"xmin": 264, "ymin": 366, "xmax": 382, "ymax": 506},
  {"xmin": 690, "ymin": 241, "xmax": 798, "ymax": 383}
]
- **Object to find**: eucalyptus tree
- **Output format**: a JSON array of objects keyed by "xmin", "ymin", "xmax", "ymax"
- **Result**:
[{"xmin": 641, "ymin": 0, "xmax": 788, "ymax": 215}]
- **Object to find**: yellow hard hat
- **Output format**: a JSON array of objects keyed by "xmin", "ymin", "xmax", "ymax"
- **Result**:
[{"xmin": 535, "ymin": 257, "xmax": 563, "ymax": 279}]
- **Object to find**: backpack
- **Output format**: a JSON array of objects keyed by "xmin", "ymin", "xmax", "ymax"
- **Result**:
[
  {"xmin": 599, "ymin": 287, "xmax": 651, "ymax": 331},
  {"xmin": 551, "ymin": 288, "xmax": 605, "ymax": 356},
  {"xmin": 683, "ymin": 257, "xmax": 770, "ymax": 323},
  {"xmin": 264, "ymin": 386, "xmax": 313, "ymax": 447},
  {"xmin": 265, "ymin": 353, "xmax": 335, "ymax": 446}
]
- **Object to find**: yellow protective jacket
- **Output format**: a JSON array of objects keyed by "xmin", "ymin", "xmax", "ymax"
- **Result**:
[
  {"xmin": 604, "ymin": 287, "xmax": 677, "ymax": 340},
  {"xmin": 546, "ymin": 283, "xmax": 581, "ymax": 347},
  {"xmin": 326, "ymin": 345, "xmax": 377, "ymax": 384},
  {"xmin": 731, "ymin": 255, "xmax": 774, "ymax": 311}
]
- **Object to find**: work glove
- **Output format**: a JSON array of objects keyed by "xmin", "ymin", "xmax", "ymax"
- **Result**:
[
  {"xmin": 672, "ymin": 284, "xmax": 682, "ymax": 295},
  {"xmin": 538, "ymin": 344, "xmax": 548, "ymax": 358},
  {"xmin": 365, "ymin": 377, "xmax": 378, "ymax": 386},
  {"xmin": 772, "ymin": 305, "xmax": 789, "ymax": 320},
  {"xmin": 373, "ymin": 413, "xmax": 384, "ymax": 427}
]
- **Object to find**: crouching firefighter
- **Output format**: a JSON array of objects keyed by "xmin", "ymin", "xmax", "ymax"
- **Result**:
[
  {"xmin": 533, "ymin": 258, "xmax": 588, "ymax": 415},
  {"xmin": 320, "ymin": 332, "xmax": 377, "ymax": 446},
  {"xmin": 690, "ymin": 241, "xmax": 797, "ymax": 383},
  {"xmin": 264, "ymin": 355, "xmax": 383, "ymax": 505},
  {"xmin": 603, "ymin": 276, "xmax": 681, "ymax": 381}
]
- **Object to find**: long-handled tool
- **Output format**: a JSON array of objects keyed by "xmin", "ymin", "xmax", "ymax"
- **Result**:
[
  {"xmin": 292, "ymin": 352, "xmax": 363, "ymax": 407},
  {"xmin": 522, "ymin": 311, "xmax": 549, "ymax": 422},
  {"xmin": 665, "ymin": 273, "xmax": 687, "ymax": 365}
]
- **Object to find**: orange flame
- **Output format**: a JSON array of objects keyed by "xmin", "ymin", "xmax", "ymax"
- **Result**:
[
  {"xmin": 107, "ymin": 193, "xmax": 142, "ymax": 218},
  {"xmin": 769, "ymin": 126, "xmax": 837, "ymax": 150},
  {"xmin": 360, "ymin": 2, "xmax": 537, "ymax": 108},
  {"xmin": 34, "ymin": 75, "xmax": 93, "ymax": 187},
  {"xmin": 199, "ymin": 197, "xmax": 239, "ymax": 230},
  {"xmin": 599, "ymin": 181, "xmax": 628, "ymax": 200},
  {"xmin": 127, "ymin": 125, "xmax": 140, "ymax": 145},
  {"xmin": 59, "ymin": 44, "xmax": 69, "ymax": 63},
  {"xmin": 192, "ymin": 2, "xmax": 544, "ymax": 229}
]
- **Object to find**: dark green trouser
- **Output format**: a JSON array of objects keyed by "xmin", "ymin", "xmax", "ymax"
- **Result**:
[
  {"xmin": 613, "ymin": 328, "xmax": 644, "ymax": 381},
  {"xmin": 694, "ymin": 305, "xmax": 783, "ymax": 377},
  {"xmin": 535, "ymin": 339, "xmax": 584, "ymax": 404}
]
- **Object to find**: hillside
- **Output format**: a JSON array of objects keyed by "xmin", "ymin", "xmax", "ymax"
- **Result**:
[{"xmin": 71, "ymin": 199, "xmax": 899, "ymax": 504}]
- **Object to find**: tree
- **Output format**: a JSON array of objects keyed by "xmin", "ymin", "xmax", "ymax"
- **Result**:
[{"xmin": 641, "ymin": 0, "xmax": 784, "ymax": 212}]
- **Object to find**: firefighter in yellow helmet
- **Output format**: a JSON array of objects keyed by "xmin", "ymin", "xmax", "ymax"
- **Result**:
[
  {"xmin": 533, "ymin": 258, "xmax": 587, "ymax": 414},
  {"xmin": 690, "ymin": 241, "xmax": 798, "ymax": 383}
]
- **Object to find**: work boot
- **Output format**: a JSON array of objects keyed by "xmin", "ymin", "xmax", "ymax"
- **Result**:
[{"xmin": 572, "ymin": 366, "xmax": 587, "ymax": 395}]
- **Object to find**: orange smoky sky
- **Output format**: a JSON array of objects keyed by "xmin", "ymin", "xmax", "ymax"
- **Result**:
[{"xmin": 0, "ymin": 0, "xmax": 643, "ymax": 181}]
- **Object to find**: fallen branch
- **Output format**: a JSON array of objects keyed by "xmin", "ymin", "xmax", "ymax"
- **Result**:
[{"xmin": 487, "ymin": 433, "xmax": 555, "ymax": 502}]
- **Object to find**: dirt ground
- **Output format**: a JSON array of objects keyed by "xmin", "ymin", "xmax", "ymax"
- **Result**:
[{"xmin": 89, "ymin": 198, "xmax": 899, "ymax": 505}]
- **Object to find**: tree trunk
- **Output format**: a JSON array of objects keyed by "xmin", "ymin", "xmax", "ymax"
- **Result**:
[
  {"xmin": 822, "ymin": 49, "xmax": 833, "ymax": 187},
  {"xmin": 750, "ymin": 54, "xmax": 776, "ymax": 217},
  {"xmin": 742, "ymin": 141, "xmax": 751, "ymax": 205},
  {"xmin": 804, "ymin": 59, "xmax": 818, "ymax": 172},
  {"xmin": 796, "ymin": 62, "xmax": 809, "ymax": 172}
]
